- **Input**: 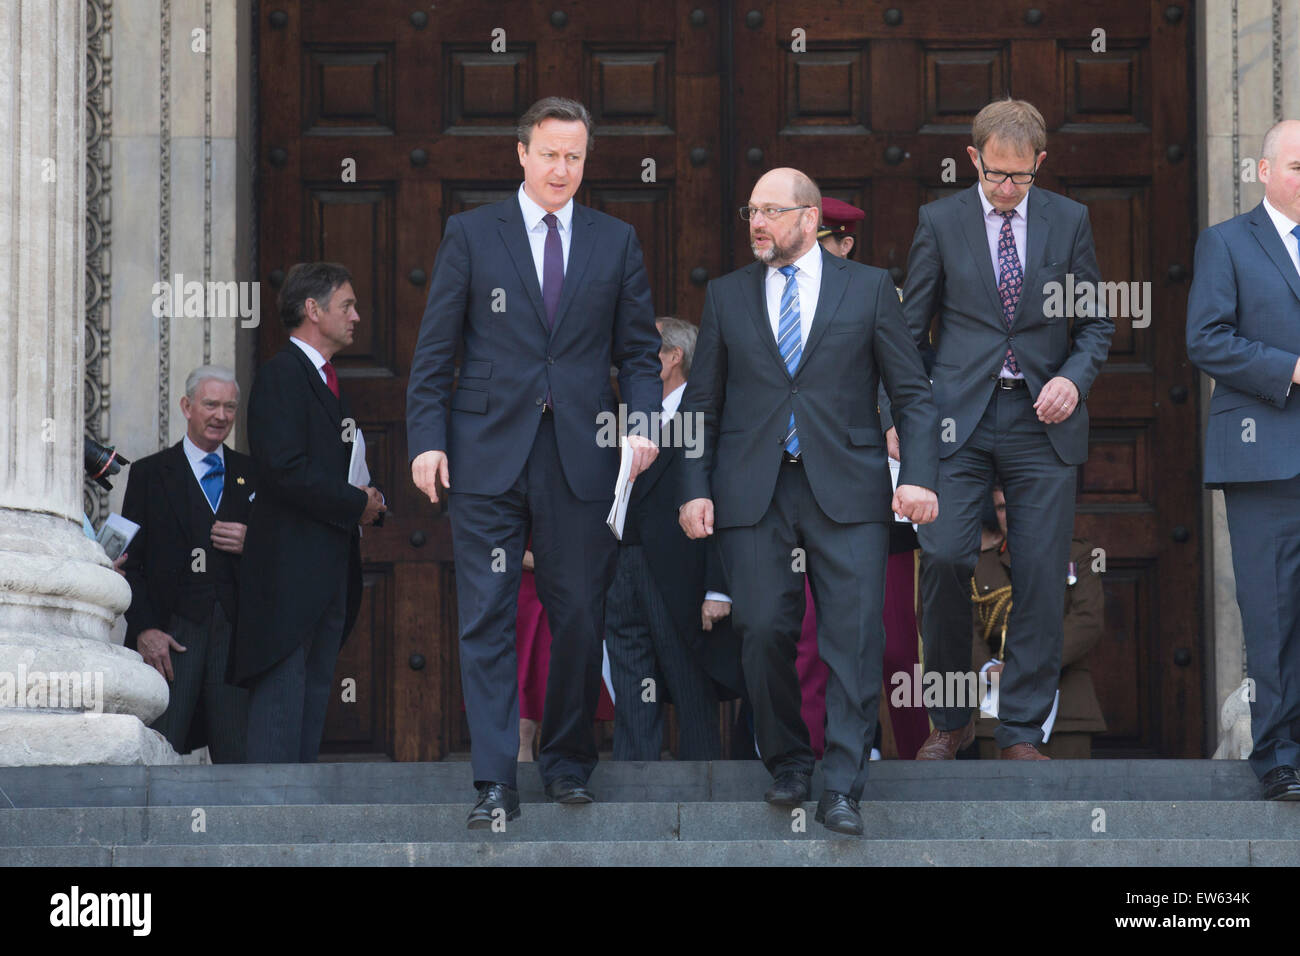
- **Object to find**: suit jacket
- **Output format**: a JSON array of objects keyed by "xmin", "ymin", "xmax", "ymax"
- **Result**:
[
  {"xmin": 122, "ymin": 441, "xmax": 255, "ymax": 649},
  {"xmin": 970, "ymin": 537, "xmax": 1106, "ymax": 735},
  {"xmin": 896, "ymin": 184, "xmax": 1113, "ymax": 465},
  {"xmin": 231, "ymin": 344, "xmax": 368, "ymax": 686},
  {"xmin": 680, "ymin": 247, "xmax": 939, "ymax": 528},
  {"xmin": 1185, "ymin": 202, "xmax": 1300, "ymax": 486},
  {"xmin": 624, "ymin": 415, "xmax": 745, "ymax": 699},
  {"xmin": 406, "ymin": 194, "xmax": 662, "ymax": 501}
]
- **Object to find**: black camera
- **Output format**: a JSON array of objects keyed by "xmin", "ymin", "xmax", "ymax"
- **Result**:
[{"xmin": 85, "ymin": 437, "xmax": 130, "ymax": 491}]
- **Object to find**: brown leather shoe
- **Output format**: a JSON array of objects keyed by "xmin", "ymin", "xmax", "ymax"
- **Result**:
[
  {"xmin": 915, "ymin": 719, "xmax": 975, "ymax": 760},
  {"xmin": 1000, "ymin": 743, "xmax": 1050, "ymax": 760}
]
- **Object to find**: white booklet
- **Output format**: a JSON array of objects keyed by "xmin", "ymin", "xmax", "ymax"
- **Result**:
[
  {"xmin": 348, "ymin": 427, "xmax": 370, "ymax": 487},
  {"xmin": 605, "ymin": 438, "xmax": 636, "ymax": 540},
  {"xmin": 979, "ymin": 674, "xmax": 1061, "ymax": 742},
  {"xmin": 96, "ymin": 512, "xmax": 141, "ymax": 561}
]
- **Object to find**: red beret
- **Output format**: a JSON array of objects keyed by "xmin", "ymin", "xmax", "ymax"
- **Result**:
[{"xmin": 818, "ymin": 196, "xmax": 866, "ymax": 239}]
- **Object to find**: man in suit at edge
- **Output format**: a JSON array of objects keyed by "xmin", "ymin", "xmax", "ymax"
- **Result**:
[
  {"xmin": 122, "ymin": 365, "xmax": 254, "ymax": 761},
  {"xmin": 607, "ymin": 316, "xmax": 745, "ymax": 761},
  {"xmin": 900, "ymin": 99, "xmax": 1113, "ymax": 761},
  {"xmin": 679, "ymin": 168, "xmax": 939, "ymax": 835},
  {"xmin": 407, "ymin": 97, "xmax": 662, "ymax": 828},
  {"xmin": 232, "ymin": 262, "xmax": 386, "ymax": 763},
  {"xmin": 1186, "ymin": 120, "xmax": 1300, "ymax": 800}
]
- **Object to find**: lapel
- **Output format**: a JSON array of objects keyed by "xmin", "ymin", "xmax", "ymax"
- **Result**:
[
  {"xmin": 958, "ymin": 184, "xmax": 1007, "ymax": 324},
  {"xmin": 1248, "ymin": 203, "xmax": 1300, "ymax": 306},
  {"xmin": 285, "ymin": 341, "xmax": 342, "ymax": 425},
  {"xmin": 743, "ymin": 260, "xmax": 790, "ymax": 378},
  {"xmin": 159, "ymin": 441, "xmax": 195, "ymax": 539},
  {"xmin": 496, "ymin": 195, "xmax": 549, "ymax": 333},
  {"xmin": 1015, "ymin": 188, "xmax": 1052, "ymax": 324},
  {"xmin": 794, "ymin": 247, "xmax": 849, "ymax": 372},
  {"xmin": 550, "ymin": 203, "xmax": 597, "ymax": 340},
  {"xmin": 218, "ymin": 444, "xmax": 249, "ymax": 519}
]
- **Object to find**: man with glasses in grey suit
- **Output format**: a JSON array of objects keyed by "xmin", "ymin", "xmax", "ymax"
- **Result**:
[{"xmin": 899, "ymin": 99, "xmax": 1114, "ymax": 761}]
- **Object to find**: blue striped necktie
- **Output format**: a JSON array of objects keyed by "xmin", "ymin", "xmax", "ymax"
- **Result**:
[
  {"xmin": 200, "ymin": 452, "xmax": 224, "ymax": 511},
  {"xmin": 777, "ymin": 265, "xmax": 802, "ymax": 458}
]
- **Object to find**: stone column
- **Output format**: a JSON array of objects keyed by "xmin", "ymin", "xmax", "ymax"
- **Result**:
[{"xmin": 0, "ymin": 0, "xmax": 176, "ymax": 764}]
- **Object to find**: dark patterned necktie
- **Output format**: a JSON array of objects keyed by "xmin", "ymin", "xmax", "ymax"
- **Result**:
[
  {"xmin": 322, "ymin": 360, "xmax": 340, "ymax": 398},
  {"xmin": 996, "ymin": 210, "xmax": 1022, "ymax": 376},
  {"xmin": 542, "ymin": 213, "xmax": 564, "ymax": 328}
]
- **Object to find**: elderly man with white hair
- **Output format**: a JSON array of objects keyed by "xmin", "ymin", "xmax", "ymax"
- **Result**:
[{"xmin": 121, "ymin": 365, "xmax": 255, "ymax": 761}]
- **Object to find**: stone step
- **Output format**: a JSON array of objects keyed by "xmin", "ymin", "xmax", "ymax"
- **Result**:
[
  {"xmin": 2, "ymin": 801, "xmax": 1297, "ymax": 849},
  {"xmin": 5, "ymin": 837, "xmax": 1297, "ymax": 867},
  {"xmin": 0, "ymin": 759, "xmax": 1263, "ymax": 808}
]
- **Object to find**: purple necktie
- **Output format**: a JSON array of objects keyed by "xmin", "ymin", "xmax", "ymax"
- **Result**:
[
  {"xmin": 542, "ymin": 213, "xmax": 564, "ymax": 328},
  {"xmin": 996, "ymin": 210, "xmax": 1022, "ymax": 376}
]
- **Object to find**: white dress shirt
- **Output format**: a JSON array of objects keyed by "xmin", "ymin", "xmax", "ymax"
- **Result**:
[
  {"xmin": 1262, "ymin": 196, "xmax": 1300, "ymax": 278},
  {"xmin": 518, "ymin": 183, "xmax": 573, "ymax": 288},
  {"xmin": 764, "ymin": 242, "xmax": 823, "ymax": 350},
  {"xmin": 977, "ymin": 187, "xmax": 1030, "ymax": 379},
  {"xmin": 290, "ymin": 336, "xmax": 330, "ymax": 386},
  {"xmin": 182, "ymin": 434, "xmax": 223, "ymax": 512}
]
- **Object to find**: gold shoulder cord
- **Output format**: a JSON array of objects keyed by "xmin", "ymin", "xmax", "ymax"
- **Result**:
[{"xmin": 970, "ymin": 577, "xmax": 1012, "ymax": 661}]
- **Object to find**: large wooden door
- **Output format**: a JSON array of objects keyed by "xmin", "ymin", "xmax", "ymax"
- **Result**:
[
  {"xmin": 260, "ymin": 0, "xmax": 1201, "ymax": 759},
  {"xmin": 731, "ymin": 0, "xmax": 1200, "ymax": 756},
  {"xmin": 258, "ymin": 0, "xmax": 726, "ymax": 759}
]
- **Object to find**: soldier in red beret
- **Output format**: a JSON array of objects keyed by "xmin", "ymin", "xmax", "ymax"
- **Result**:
[{"xmin": 817, "ymin": 196, "xmax": 866, "ymax": 259}]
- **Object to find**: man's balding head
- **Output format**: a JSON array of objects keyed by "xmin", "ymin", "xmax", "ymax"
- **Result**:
[
  {"xmin": 748, "ymin": 168, "xmax": 822, "ymax": 267},
  {"xmin": 1260, "ymin": 120, "xmax": 1300, "ymax": 224}
]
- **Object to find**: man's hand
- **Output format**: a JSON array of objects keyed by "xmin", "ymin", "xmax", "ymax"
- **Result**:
[
  {"xmin": 892, "ymin": 484, "xmax": 938, "ymax": 525},
  {"xmin": 112, "ymin": 551, "xmax": 128, "ymax": 575},
  {"xmin": 1034, "ymin": 376, "xmax": 1080, "ymax": 424},
  {"xmin": 412, "ymin": 450, "xmax": 449, "ymax": 504},
  {"xmin": 1292, "ymin": 356, "xmax": 1300, "ymax": 384},
  {"xmin": 885, "ymin": 426, "xmax": 900, "ymax": 462},
  {"xmin": 137, "ymin": 628, "xmax": 185, "ymax": 681},
  {"xmin": 522, "ymin": 549, "xmax": 535, "ymax": 572},
  {"xmin": 626, "ymin": 434, "xmax": 659, "ymax": 481},
  {"xmin": 210, "ymin": 521, "xmax": 247, "ymax": 555},
  {"xmin": 360, "ymin": 485, "xmax": 386, "ymax": 525},
  {"xmin": 701, "ymin": 599, "xmax": 731, "ymax": 631},
  {"xmin": 679, "ymin": 498, "xmax": 714, "ymax": 539}
]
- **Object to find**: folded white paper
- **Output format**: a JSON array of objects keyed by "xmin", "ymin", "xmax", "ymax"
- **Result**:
[
  {"xmin": 605, "ymin": 439, "xmax": 635, "ymax": 540},
  {"xmin": 348, "ymin": 427, "xmax": 370, "ymax": 488},
  {"xmin": 96, "ymin": 512, "xmax": 140, "ymax": 561}
]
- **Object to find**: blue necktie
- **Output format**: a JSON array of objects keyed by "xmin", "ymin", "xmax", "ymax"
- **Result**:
[
  {"xmin": 542, "ymin": 213, "xmax": 564, "ymax": 328},
  {"xmin": 200, "ymin": 452, "xmax": 224, "ymax": 511},
  {"xmin": 1290, "ymin": 224, "xmax": 1300, "ymax": 275},
  {"xmin": 777, "ymin": 265, "xmax": 802, "ymax": 458}
]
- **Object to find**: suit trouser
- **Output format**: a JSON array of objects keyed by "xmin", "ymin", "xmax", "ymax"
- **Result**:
[
  {"xmin": 449, "ymin": 412, "xmax": 617, "ymax": 789},
  {"xmin": 245, "ymin": 568, "xmax": 346, "ymax": 763},
  {"xmin": 918, "ymin": 384, "xmax": 1076, "ymax": 748},
  {"xmin": 606, "ymin": 543, "xmax": 720, "ymax": 761},
  {"xmin": 720, "ymin": 459, "xmax": 889, "ymax": 799},
  {"xmin": 1222, "ymin": 474, "xmax": 1300, "ymax": 778},
  {"xmin": 150, "ymin": 602, "xmax": 248, "ymax": 762}
]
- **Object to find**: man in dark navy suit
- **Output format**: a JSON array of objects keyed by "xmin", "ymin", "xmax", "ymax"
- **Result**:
[
  {"xmin": 407, "ymin": 97, "xmax": 662, "ymax": 827},
  {"xmin": 1187, "ymin": 120, "xmax": 1300, "ymax": 800}
]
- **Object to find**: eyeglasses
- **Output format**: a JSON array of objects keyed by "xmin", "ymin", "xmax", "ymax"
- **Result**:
[
  {"xmin": 978, "ymin": 152, "xmax": 1038, "ymax": 185},
  {"xmin": 739, "ymin": 205, "xmax": 812, "ymax": 222}
]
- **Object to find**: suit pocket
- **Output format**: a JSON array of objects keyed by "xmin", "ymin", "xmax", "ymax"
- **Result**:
[
  {"xmin": 460, "ymin": 360, "xmax": 492, "ymax": 380},
  {"xmin": 451, "ymin": 387, "xmax": 488, "ymax": 414},
  {"xmin": 847, "ymin": 426, "xmax": 882, "ymax": 447}
]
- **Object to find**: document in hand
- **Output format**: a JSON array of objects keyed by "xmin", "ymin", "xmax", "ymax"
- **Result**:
[
  {"xmin": 888, "ymin": 456, "xmax": 918, "ymax": 529},
  {"xmin": 96, "ymin": 512, "xmax": 141, "ymax": 561},
  {"xmin": 605, "ymin": 438, "xmax": 636, "ymax": 540},
  {"xmin": 348, "ymin": 427, "xmax": 370, "ymax": 488}
]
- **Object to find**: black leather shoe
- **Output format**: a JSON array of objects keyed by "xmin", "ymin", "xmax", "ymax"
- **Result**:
[
  {"xmin": 764, "ymin": 771, "xmax": 812, "ymax": 807},
  {"xmin": 545, "ymin": 776, "xmax": 595, "ymax": 804},
  {"xmin": 815, "ymin": 790, "xmax": 864, "ymax": 836},
  {"xmin": 1261, "ymin": 766, "xmax": 1300, "ymax": 801},
  {"xmin": 467, "ymin": 783, "xmax": 520, "ymax": 829}
]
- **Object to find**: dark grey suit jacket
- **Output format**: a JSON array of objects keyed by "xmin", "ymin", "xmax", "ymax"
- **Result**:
[
  {"xmin": 891, "ymin": 184, "xmax": 1113, "ymax": 466},
  {"xmin": 1186, "ymin": 202, "xmax": 1300, "ymax": 486},
  {"xmin": 680, "ymin": 247, "xmax": 939, "ymax": 528}
]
